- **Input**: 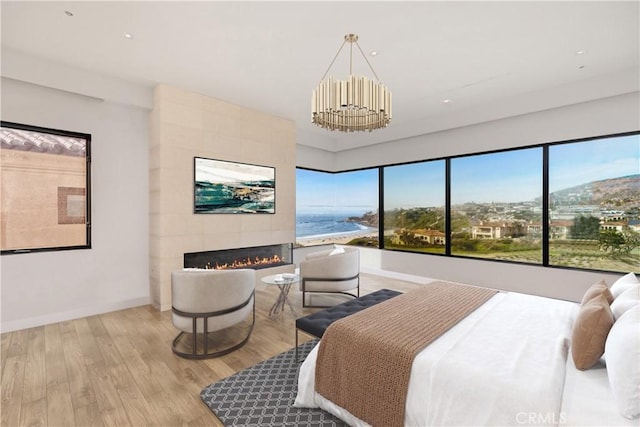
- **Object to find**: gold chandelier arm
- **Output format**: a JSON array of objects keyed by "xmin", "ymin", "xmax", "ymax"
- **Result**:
[
  {"xmin": 349, "ymin": 40, "xmax": 353, "ymax": 75},
  {"xmin": 319, "ymin": 39, "xmax": 348, "ymax": 82},
  {"xmin": 353, "ymin": 40, "xmax": 381, "ymax": 82}
]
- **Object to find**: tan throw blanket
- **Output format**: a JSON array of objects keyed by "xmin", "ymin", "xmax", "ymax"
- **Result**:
[{"xmin": 315, "ymin": 281, "xmax": 498, "ymax": 427}]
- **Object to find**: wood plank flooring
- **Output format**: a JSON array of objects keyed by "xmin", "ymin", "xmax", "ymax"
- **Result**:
[{"xmin": 1, "ymin": 273, "xmax": 420, "ymax": 427}]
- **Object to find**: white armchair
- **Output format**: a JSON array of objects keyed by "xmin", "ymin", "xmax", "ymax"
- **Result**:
[
  {"xmin": 299, "ymin": 246, "xmax": 360, "ymax": 307},
  {"xmin": 171, "ymin": 268, "xmax": 255, "ymax": 359}
]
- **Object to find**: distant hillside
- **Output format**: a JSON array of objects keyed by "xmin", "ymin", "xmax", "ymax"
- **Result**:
[{"xmin": 549, "ymin": 174, "xmax": 639, "ymax": 206}]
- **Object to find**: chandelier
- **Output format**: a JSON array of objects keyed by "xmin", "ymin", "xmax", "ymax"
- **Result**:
[{"xmin": 312, "ymin": 34, "xmax": 392, "ymax": 132}]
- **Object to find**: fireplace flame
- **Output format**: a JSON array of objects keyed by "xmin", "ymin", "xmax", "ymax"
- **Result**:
[{"xmin": 208, "ymin": 255, "xmax": 283, "ymax": 270}]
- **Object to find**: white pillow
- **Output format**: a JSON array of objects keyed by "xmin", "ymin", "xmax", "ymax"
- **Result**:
[
  {"xmin": 329, "ymin": 245, "xmax": 345, "ymax": 256},
  {"xmin": 605, "ymin": 305, "xmax": 640, "ymax": 419},
  {"xmin": 610, "ymin": 286, "xmax": 640, "ymax": 320},
  {"xmin": 610, "ymin": 272, "xmax": 639, "ymax": 299}
]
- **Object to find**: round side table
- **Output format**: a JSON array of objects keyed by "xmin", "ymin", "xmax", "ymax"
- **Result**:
[{"xmin": 261, "ymin": 274, "xmax": 299, "ymax": 317}]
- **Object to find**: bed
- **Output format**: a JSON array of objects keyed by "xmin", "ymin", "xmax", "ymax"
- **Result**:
[{"xmin": 294, "ymin": 276, "xmax": 640, "ymax": 427}]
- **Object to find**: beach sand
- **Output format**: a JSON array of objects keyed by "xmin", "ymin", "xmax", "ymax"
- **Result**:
[{"xmin": 296, "ymin": 230, "xmax": 379, "ymax": 246}]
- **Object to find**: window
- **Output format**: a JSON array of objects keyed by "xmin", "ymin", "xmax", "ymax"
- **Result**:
[
  {"xmin": 548, "ymin": 134, "xmax": 640, "ymax": 272},
  {"xmin": 296, "ymin": 131, "xmax": 638, "ymax": 275},
  {"xmin": 296, "ymin": 168, "xmax": 378, "ymax": 247},
  {"xmin": 1, "ymin": 121, "xmax": 91, "ymax": 253},
  {"xmin": 450, "ymin": 148, "xmax": 543, "ymax": 263},
  {"xmin": 383, "ymin": 160, "xmax": 446, "ymax": 254}
]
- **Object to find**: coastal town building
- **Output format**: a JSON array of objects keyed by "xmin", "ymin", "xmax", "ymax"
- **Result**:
[
  {"xmin": 601, "ymin": 222, "xmax": 627, "ymax": 233},
  {"xmin": 550, "ymin": 221, "xmax": 573, "ymax": 240},
  {"xmin": 391, "ymin": 228, "xmax": 446, "ymax": 246},
  {"xmin": 471, "ymin": 221, "xmax": 522, "ymax": 239}
]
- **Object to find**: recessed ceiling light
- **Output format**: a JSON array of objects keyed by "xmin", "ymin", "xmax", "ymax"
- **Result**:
[
  {"xmin": 370, "ymin": 51, "xmax": 378, "ymax": 56},
  {"xmin": 123, "ymin": 33, "xmax": 134, "ymax": 39},
  {"xmin": 442, "ymin": 99, "xmax": 451, "ymax": 104},
  {"xmin": 64, "ymin": 11, "xmax": 73, "ymax": 17},
  {"xmin": 576, "ymin": 50, "xmax": 585, "ymax": 55}
]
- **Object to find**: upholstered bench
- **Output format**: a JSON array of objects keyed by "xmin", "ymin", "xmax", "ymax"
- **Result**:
[{"xmin": 295, "ymin": 288, "xmax": 402, "ymax": 361}]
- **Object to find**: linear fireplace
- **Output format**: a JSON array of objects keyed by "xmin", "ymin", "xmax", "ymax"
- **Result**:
[{"xmin": 184, "ymin": 243, "xmax": 293, "ymax": 270}]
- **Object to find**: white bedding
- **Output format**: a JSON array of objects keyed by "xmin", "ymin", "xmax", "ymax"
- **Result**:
[
  {"xmin": 560, "ymin": 357, "xmax": 637, "ymax": 426},
  {"xmin": 295, "ymin": 291, "xmax": 596, "ymax": 426}
]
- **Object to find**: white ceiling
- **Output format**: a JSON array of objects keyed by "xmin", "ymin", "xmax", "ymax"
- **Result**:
[{"xmin": 2, "ymin": 1, "xmax": 639, "ymax": 153}]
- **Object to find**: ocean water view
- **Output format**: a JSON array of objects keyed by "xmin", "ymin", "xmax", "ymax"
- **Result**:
[{"xmin": 296, "ymin": 212, "xmax": 372, "ymax": 239}]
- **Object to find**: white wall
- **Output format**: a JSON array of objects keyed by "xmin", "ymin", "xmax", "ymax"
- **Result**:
[
  {"xmin": 0, "ymin": 77, "xmax": 151, "ymax": 332},
  {"xmin": 296, "ymin": 144, "xmax": 336, "ymax": 171},
  {"xmin": 297, "ymin": 92, "xmax": 640, "ymax": 302}
]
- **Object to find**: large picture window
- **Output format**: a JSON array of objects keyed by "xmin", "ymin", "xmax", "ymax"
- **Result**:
[
  {"xmin": 297, "ymin": 131, "xmax": 638, "ymax": 275},
  {"xmin": 548, "ymin": 134, "xmax": 640, "ymax": 272},
  {"xmin": 383, "ymin": 160, "xmax": 446, "ymax": 254},
  {"xmin": 1, "ymin": 121, "xmax": 91, "ymax": 254},
  {"xmin": 450, "ymin": 147, "xmax": 543, "ymax": 263},
  {"xmin": 296, "ymin": 168, "xmax": 378, "ymax": 247}
]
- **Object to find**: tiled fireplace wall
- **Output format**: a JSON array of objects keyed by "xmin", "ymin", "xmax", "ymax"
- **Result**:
[{"xmin": 149, "ymin": 85, "xmax": 296, "ymax": 310}]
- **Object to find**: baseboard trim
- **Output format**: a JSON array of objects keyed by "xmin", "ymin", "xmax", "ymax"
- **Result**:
[
  {"xmin": 0, "ymin": 296, "xmax": 151, "ymax": 333},
  {"xmin": 360, "ymin": 267, "xmax": 433, "ymax": 285}
]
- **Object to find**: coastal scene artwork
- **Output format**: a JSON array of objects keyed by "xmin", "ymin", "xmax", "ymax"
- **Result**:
[{"xmin": 195, "ymin": 157, "xmax": 275, "ymax": 214}]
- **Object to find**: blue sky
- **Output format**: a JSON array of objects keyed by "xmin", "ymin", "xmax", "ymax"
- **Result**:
[
  {"xmin": 451, "ymin": 147, "xmax": 542, "ymax": 203},
  {"xmin": 384, "ymin": 161, "xmax": 445, "ymax": 209},
  {"xmin": 296, "ymin": 168, "xmax": 378, "ymax": 214},
  {"xmin": 549, "ymin": 134, "xmax": 639, "ymax": 192},
  {"xmin": 297, "ymin": 134, "xmax": 639, "ymax": 211}
]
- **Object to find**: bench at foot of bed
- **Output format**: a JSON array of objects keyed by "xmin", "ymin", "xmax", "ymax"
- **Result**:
[{"xmin": 294, "ymin": 288, "xmax": 402, "ymax": 362}]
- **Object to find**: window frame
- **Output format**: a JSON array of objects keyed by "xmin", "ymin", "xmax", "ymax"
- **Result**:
[
  {"xmin": 0, "ymin": 121, "xmax": 92, "ymax": 255},
  {"xmin": 381, "ymin": 158, "xmax": 447, "ymax": 255},
  {"xmin": 448, "ymin": 146, "xmax": 544, "ymax": 264},
  {"xmin": 296, "ymin": 130, "xmax": 639, "ymax": 275},
  {"xmin": 295, "ymin": 166, "xmax": 380, "ymax": 248}
]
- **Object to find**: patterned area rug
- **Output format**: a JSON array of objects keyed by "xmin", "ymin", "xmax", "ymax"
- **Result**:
[{"xmin": 200, "ymin": 339, "xmax": 346, "ymax": 426}]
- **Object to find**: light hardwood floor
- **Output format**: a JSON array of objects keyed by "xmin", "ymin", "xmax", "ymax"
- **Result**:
[{"xmin": 1, "ymin": 273, "xmax": 421, "ymax": 427}]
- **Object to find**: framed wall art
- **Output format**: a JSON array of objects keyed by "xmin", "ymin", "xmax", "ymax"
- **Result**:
[{"xmin": 194, "ymin": 157, "xmax": 275, "ymax": 214}]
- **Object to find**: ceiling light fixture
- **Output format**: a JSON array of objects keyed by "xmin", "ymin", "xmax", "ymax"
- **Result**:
[
  {"xmin": 124, "ymin": 32, "xmax": 133, "ymax": 39},
  {"xmin": 312, "ymin": 34, "xmax": 392, "ymax": 132}
]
